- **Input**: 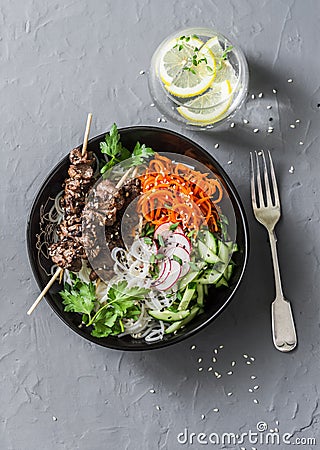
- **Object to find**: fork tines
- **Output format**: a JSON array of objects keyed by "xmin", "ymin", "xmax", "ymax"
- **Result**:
[{"xmin": 250, "ymin": 150, "xmax": 280, "ymax": 209}]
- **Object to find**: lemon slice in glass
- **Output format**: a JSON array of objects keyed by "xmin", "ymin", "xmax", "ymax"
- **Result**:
[
  {"xmin": 159, "ymin": 36, "xmax": 205, "ymax": 85},
  {"xmin": 177, "ymin": 80, "xmax": 232, "ymax": 124},
  {"xmin": 204, "ymin": 36, "xmax": 238, "ymax": 89},
  {"xmin": 165, "ymin": 49, "xmax": 216, "ymax": 98}
]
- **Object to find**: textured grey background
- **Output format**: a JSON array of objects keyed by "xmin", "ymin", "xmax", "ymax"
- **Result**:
[{"xmin": 1, "ymin": 0, "xmax": 320, "ymax": 449}]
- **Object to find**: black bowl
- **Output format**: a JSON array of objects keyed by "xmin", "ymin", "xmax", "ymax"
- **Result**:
[{"xmin": 27, "ymin": 126, "xmax": 249, "ymax": 351}]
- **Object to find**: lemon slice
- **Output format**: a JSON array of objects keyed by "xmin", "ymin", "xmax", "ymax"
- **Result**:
[
  {"xmin": 177, "ymin": 80, "xmax": 232, "ymax": 125},
  {"xmin": 204, "ymin": 36, "xmax": 224, "ymax": 59},
  {"xmin": 164, "ymin": 45, "xmax": 216, "ymax": 98},
  {"xmin": 159, "ymin": 36, "xmax": 205, "ymax": 85},
  {"xmin": 203, "ymin": 37, "xmax": 238, "ymax": 89}
]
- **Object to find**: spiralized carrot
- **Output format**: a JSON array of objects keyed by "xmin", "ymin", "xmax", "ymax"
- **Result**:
[{"xmin": 138, "ymin": 154, "xmax": 223, "ymax": 232}]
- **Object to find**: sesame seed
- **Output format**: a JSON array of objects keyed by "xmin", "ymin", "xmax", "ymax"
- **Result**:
[
  {"xmin": 258, "ymin": 150, "xmax": 263, "ymax": 156},
  {"xmin": 253, "ymin": 128, "xmax": 259, "ymax": 133},
  {"xmin": 290, "ymin": 124, "xmax": 296, "ymax": 128},
  {"xmin": 289, "ymin": 165, "xmax": 295, "ymax": 174},
  {"xmin": 230, "ymin": 122, "xmax": 235, "ymax": 128},
  {"xmin": 267, "ymin": 128, "xmax": 274, "ymax": 133},
  {"xmin": 246, "ymin": 361, "xmax": 252, "ymax": 365},
  {"xmin": 299, "ymin": 141, "xmax": 303, "ymax": 145},
  {"xmin": 214, "ymin": 371, "xmax": 220, "ymax": 377},
  {"xmin": 208, "ymin": 367, "xmax": 213, "ymax": 372},
  {"xmin": 272, "ymin": 89, "xmax": 277, "ymax": 94},
  {"xmin": 267, "ymin": 105, "xmax": 272, "ymax": 109},
  {"xmin": 201, "ymin": 414, "xmax": 205, "ymax": 420},
  {"xmin": 243, "ymin": 119, "xmax": 249, "ymax": 124},
  {"xmin": 198, "ymin": 367, "xmax": 203, "ymax": 372},
  {"xmin": 249, "ymin": 388, "xmax": 253, "ymax": 393},
  {"xmin": 227, "ymin": 160, "xmax": 232, "ymax": 165},
  {"xmin": 212, "ymin": 357, "xmax": 217, "ymax": 363},
  {"xmin": 287, "ymin": 78, "xmax": 293, "ymax": 83},
  {"xmin": 149, "ymin": 389, "xmax": 155, "ymax": 393},
  {"xmin": 275, "ymin": 427, "xmax": 279, "ymax": 432},
  {"xmin": 157, "ymin": 117, "xmax": 161, "ymax": 123},
  {"xmin": 217, "ymin": 374, "xmax": 222, "ymax": 379},
  {"xmin": 214, "ymin": 143, "xmax": 219, "ymax": 149},
  {"xmin": 161, "ymin": 117, "xmax": 167, "ymax": 123},
  {"xmin": 231, "ymin": 361, "xmax": 236, "ymax": 367},
  {"xmin": 227, "ymin": 371, "xmax": 233, "ymax": 375},
  {"xmin": 254, "ymin": 385, "xmax": 259, "ymax": 390},
  {"xmin": 219, "ymin": 345, "xmax": 224, "ymax": 349},
  {"xmin": 250, "ymin": 357, "xmax": 255, "ymax": 361},
  {"xmin": 295, "ymin": 119, "xmax": 300, "ymax": 123},
  {"xmin": 258, "ymin": 92, "xmax": 263, "ymax": 98},
  {"xmin": 198, "ymin": 358, "xmax": 203, "ymax": 363},
  {"xmin": 253, "ymin": 399, "xmax": 259, "ymax": 404},
  {"xmin": 150, "ymin": 103, "xmax": 155, "ymax": 107},
  {"xmin": 251, "ymin": 375, "xmax": 257, "ymax": 379},
  {"xmin": 214, "ymin": 348, "xmax": 218, "ymax": 354},
  {"xmin": 156, "ymin": 405, "xmax": 161, "ymax": 411},
  {"xmin": 251, "ymin": 94, "xmax": 256, "ymax": 99},
  {"xmin": 275, "ymin": 420, "xmax": 280, "ymax": 426},
  {"xmin": 213, "ymin": 408, "xmax": 219, "ymax": 412},
  {"xmin": 139, "ymin": 70, "xmax": 145, "ymax": 75},
  {"xmin": 227, "ymin": 392, "xmax": 233, "ymax": 397},
  {"xmin": 52, "ymin": 416, "xmax": 57, "ymax": 421},
  {"xmin": 243, "ymin": 354, "xmax": 248, "ymax": 358}
]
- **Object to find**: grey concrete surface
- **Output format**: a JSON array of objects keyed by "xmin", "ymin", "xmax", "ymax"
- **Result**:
[{"xmin": 1, "ymin": 0, "xmax": 320, "ymax": 449}]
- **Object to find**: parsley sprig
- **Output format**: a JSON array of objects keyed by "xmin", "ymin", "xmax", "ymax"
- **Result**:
[
  {"xmin": 59, "ymin": 277, "xmax": 149, "ymax": 338},
  {"xmin": 100, "ymin": 124, "xmax": 154, "ymax": 174}
]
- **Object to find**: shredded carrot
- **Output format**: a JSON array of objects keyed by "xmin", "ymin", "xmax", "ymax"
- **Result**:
[{"xmin": 138, "ymin": 154, "xmax": 223, "ymax": 232}]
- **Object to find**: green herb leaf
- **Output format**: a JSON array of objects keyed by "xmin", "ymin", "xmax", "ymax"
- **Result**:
[
  {"xmin": 144, "ymin": 237, "xmax": 153, "ymax": 245},
  {"xmin": 150, "ymin": 254, "xmax": 156, "ymax": 264},
  {"xmin": 158, "ymin": 234, "xmax": 165, "ymax": 247},
  {"xmin": 130, "ymin": 142, "xmax": 155, "ymax": 166},
  {"xmin": 60, "ymin": 278, "xmax": 96, "ymax": 319},
  {"xmin": 169, "ymin": 222, "xmax": 180, "ymax": 231},
  {"xmin": 172, "ymin": 255, "xmax": 183, "ymax": 265},
  {"xmin": 100, "ymin": 124, "xmax": 130, "ymax": 173}
]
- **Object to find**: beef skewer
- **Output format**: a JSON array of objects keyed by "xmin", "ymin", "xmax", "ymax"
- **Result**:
[{"xmin": 27, "ymin": 113, "xmax": 93, "ymax": 315}]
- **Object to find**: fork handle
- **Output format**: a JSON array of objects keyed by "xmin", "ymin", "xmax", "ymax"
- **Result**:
[
  {"xmin": 268, "ymin": 231, "xmax": 297, "ymax": 352},
  {"xmin": 268, "ymin": 230, "xmax": 284, "ymax": 299}
]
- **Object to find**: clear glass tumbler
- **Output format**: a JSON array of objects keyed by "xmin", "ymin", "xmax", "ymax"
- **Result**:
[{"xmin": 148, "ymin": 27, "xmax": 249, "ymax": 130}]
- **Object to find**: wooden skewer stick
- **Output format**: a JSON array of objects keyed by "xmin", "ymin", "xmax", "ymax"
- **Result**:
[
  {"xmin": 81, "ymin": 113, "xmax": 93, "ymax": 156},
  {"xmin": 27, "ymin": 113, "xmax": 93, "ymax": 316},
  {"xmin": 27, "ymin": 267, "xmax": 62, "ymax": 315}
]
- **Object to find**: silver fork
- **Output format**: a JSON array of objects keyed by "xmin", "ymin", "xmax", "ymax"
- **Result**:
[{"xmin": 250, "ymin": 150, "xmax": 297, "ymax": 352}]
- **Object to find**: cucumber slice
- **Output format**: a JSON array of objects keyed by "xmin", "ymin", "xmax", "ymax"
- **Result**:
[
  {"xmin": 204, "ymin": 230, "xmax": 217, "ymax": 253},
  {"xmin": 198, "ymin": 241, "xmax": 221, "ymax": 264},
  {"xmin": 178, "ymin": 287, "xmax": 196, "ymax": 310},
  {"xmin": 197, "ymin": 268, "xmax": 223, "ymax": 285},
  {"xmin": 218, "ymin": 240, "xmax": 230, "ymax": 265},
  {"xmin": 215, "ymin": 277, "xmax": 229, "ymax": 288},
  {"xmin": 165, "ymin": 306, "xmax": 200, "ymax": 334},
  {"xmin": 196, "ymin": 284, "xmax": 204, "ymax": 306},
  {"xmin": 225, "ymin": 264, "xmax": 234, "ymax": 281},
  {"xmin": 179, "ymin": 271, "xmax": 199, "ymax": 290},
  {"xmin": 149, "ymin": 309, "xmax": 190, "ymax": 322}
]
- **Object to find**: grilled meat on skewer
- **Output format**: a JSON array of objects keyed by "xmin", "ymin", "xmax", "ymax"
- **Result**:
[{"xmin": 48, "ymin": 147, "xmax": 95, "ymax": 271}]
